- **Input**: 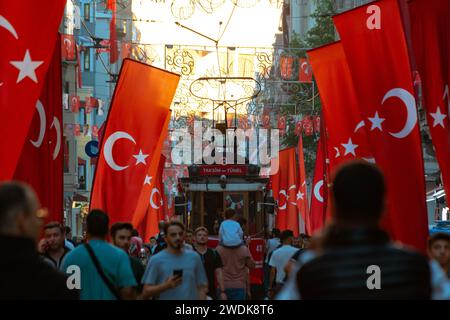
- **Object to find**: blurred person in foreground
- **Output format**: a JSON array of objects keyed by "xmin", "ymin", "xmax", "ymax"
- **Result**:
[
  {"xmin": 278, "ymin": 161, "xmax": 432, "ymax": 300},
  {"xmin": 0, "ymin": 182, "xmax": 78, "ymax": 299}
]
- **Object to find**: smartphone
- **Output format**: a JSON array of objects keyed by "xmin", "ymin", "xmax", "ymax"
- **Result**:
[{"xmin": 173, "ymin": 269, "xmax": 183, "ymax": 278}]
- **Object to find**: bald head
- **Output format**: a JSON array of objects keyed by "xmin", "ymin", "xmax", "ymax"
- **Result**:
[{"xmin": 0, "ymin": 182, "xmax": 42, "ymax": 241}]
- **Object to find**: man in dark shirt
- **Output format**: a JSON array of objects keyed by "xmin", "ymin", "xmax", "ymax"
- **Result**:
[
  {"xmin": 38, "ymin": 222, "xmax": 71, "ymax": 269},
  {"xmin": 0, "ymin": 182, "xmax": 78, "ymax": 300},
  {"xmin": 296, "ymin": 161, "xmax": 431, "ymax": 299},
  {"xmin": 193, "ymin": 227, "xmax": 226, "ymax": 300},
  {"xmin": 110, "ymin": 222, "xmax": 145, "ymax": 293}
]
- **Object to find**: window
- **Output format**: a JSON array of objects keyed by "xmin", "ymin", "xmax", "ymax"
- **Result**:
[
  {"xmin": 84, "ymin": 3, "xmax": 90, "ymax": 22},
  {"xmin": 84, "ymin": 48, "xmax": 90, "ymax": 70}
]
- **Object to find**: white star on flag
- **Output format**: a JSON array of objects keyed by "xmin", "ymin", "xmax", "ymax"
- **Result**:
[
  {"xmin": 143, "ymin": 175, "xmax": 152, "ymax": 185},
  {"xmin": 430, "ymin": 106, "xmax": 447, "ymax": 128},
  {"xmin": 10, "ymin": 50, "xmax": 43, "ymax": 83},
  {"xmin": 297, "ymin": 191, "xmax": 304, "ymax": 200},
  {"xmin": 368, "ymin": 111, "xmax": 385, "ymax": 131},
  {"xmin": 133, "ymin": 149, "xmax": 149, "ymax": 165},
  {"xmin": 342, "ymin": 138, "xmax": 358, "ymax": 156}
]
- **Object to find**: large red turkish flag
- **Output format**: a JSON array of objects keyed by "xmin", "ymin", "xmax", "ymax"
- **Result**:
[
  {"xmin": 270, "ymin": 147, "xmax": 299, "ymax": 236},
  {"xmin": 307, "ymin": 41, "xmax": 374, "ymax": 173},
  {"xmin": 14, "ymin": 36, "xmax": 63, "ymax": 223},
  {"xmin": 409, "ymin": 0, "xmax": 450, "ymax": 203},
  {"xmin": 0, "ymin": 1, "xmax": 66, "ymax": 180},
  {"xmin": 333, "ymin": 0, "xmax": 428, "ymax": 252},
  {"xmin": 90, "ymin": 59, "xmax": 180, "ymax": 226}
]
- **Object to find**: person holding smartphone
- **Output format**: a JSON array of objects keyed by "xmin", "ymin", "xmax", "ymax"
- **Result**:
[{"xmin": 141, "ymin": 221, "xmax": 208, "ymax": 300}]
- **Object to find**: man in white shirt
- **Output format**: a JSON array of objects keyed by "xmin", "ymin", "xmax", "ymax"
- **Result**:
[
  {"xmin": 268, "ymin": 230, "xmax": 298, "ymax": 298},
  {"xmin": 219, "ymin": 209, "xmax": 244, "ymax": 248}
]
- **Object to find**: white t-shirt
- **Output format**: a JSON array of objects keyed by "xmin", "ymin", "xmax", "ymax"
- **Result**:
[
  {"xmin": 268, "ymin": 245, "xmax": 299, "ymax": 284},
  {"xmin": 219, "ymin": 219, "xmax": 243, "ymax": 246}
]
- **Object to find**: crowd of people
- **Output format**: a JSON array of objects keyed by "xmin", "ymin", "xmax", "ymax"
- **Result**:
[{"xmin": 0, "ymin": 161, "xmax": 449, "ymax": 300}]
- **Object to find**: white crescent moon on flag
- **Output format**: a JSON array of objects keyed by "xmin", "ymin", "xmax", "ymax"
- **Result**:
[
  {"xmin": 150, "ymin": 188, "xmax": 162, "ymax": 209},
  {"xmin": 334, "ymin": 147, "xmax": 340, "ymax": 158},
  {"xmin": 314, "ymin": 180, "xmax": 324, "ymax": 203},
  {"xmin": 64, "ymin": 38, "xmax": 71, "ymax": 47},
  {"xmin": 353, "ymin": 120, "xmax": 365, "ymax": 133},
  {"xmin": 278, "ymin": 189, "xmax": 287, "ymax": 210},
  {"xmin": 301, "ymin": 62, "xmax": 309, "ymax": 74},
  {"xmin": 30, "ymin": 100, "xmax": 46, "ymax": 148},
  {"xmin": 50, "ymin": 117, "xmax": 61, "ymax": 160},
  {"xmin": 381, "ymin": 88, "xmax": 417, "ymax": 139},
  {"xmin": 0, "ymin": 15, "xmax": 19, "ymax": 39},
  {"xmin": 103, "ymin": 131, "xmax": 136, "ymax": 171}
]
